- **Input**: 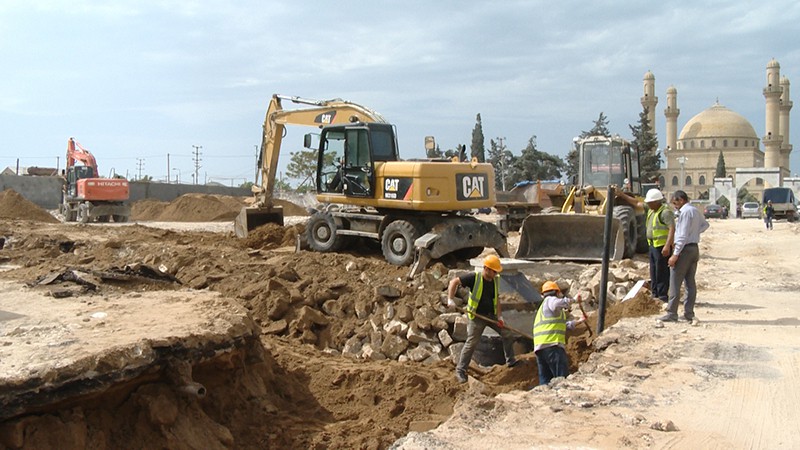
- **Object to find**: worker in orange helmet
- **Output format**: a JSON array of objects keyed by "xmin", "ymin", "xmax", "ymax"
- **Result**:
[
  {"xmin": 532, "ymin": 281, "xmax": 584, "ymax": 385},
  {"xmin": 447, "ymin": 254, "xmax": 518, "ymax": 384}
]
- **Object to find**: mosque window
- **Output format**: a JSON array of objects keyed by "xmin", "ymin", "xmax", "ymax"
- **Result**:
[
  {"xmin": 756, "ymin": 179, "xmax": 763, "ymax": 186},
  {"xmin": 711, "ymin": 140, "xmax": 716, "ymax": 148},
  {"xmin": 734, "ymin": 139, "xmax": 738, "ymax": 147},
  {"xmin": 685, "ymin": 176, "xmax": 692, "ymax": 186},
  {"xmin": 700, "ymin": 141, "xmax": 705, "ymax": 148},
  {"xmin": 699, "ymin": 175, "xmax": 706, "ymax": 185},
  {"xmin": 723, "ymin": 140, "xmax": 728, "ymax": 147},
  {"xmin": 690, "ymin": 141, "xmax": 695, "ymax": 149},
  {"xmin": 659, "ymin": 176, "xmax": 665, "ymax": 187},
  {"xmin": 671, "ymin": 176, "xmax": 679, "ymax": 186}
]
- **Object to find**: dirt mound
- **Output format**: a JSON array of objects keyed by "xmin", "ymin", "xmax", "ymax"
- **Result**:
[
  {"xmin": 131, "ymin": 195, "xmax": 308, "ymax": 222},
  {"xmin": 0, "ymin": 189, "xmax": 58, "ymax": 223},
  {"xmin": 240, "ymin": 223, "xmax": 305, "ymax": 250}
]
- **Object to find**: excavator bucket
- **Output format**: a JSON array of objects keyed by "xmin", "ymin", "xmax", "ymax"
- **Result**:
[
  {"xmin": 408, "ymin": 217, "xmax": 508, "ymax": 278},
  {"xmin": 234, "ymin": 206, "xmax": 284, "ymax": 238},
  {"xmin": 514, "ymin": 213, "xmax": 624, "ymax": 262}
]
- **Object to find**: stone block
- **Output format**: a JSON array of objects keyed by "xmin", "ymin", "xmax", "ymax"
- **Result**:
[
  {"xmin": 381, "ymin": 334, "xmax": 409, "ymax": 360},
  {"xmin": 452, "ymin": 316, "xmax": 469, "ymax": 341},
  {"xmin": 437, "ymin": 329, "xmax": 453, "ymax": 348}
]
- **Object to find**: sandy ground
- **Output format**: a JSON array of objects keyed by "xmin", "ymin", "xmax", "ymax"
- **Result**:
[
  {"xmin": 1, "ymin": 190, "xmax": 799, "ymax": 449},
  {"xmin": 396, "ymin": 217, "xmax": 800, "ymax": 449}
]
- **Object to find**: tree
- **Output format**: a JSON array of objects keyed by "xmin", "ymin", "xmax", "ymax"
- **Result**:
[
  {"xmin": 239, "ymin": 181, "xmax": 255, "ymax": 190},
  {"xmin": 285, "ymin": 148, "xmax": 319, "ymax": 189},
  {"xmin": 509, "ymin": 136, "xmax": 564, "ymax": 186},
  {"xmin": 566, "ymin": 113, "xmax": 612, "ymax": 180},
  {"xmin": 487, "ymin": 138, "xmax": 515, "ymax": 191},
  {"xmin": 629, "ymin": 106, "xmax": 661, "ymax": 182},
  {"xmin": 715, "ymin": 151, "xmax": 727, "ymax": 178},
  {"xmin": 470, "ymin": 113, "xmax": 486, "ymax": 163}
]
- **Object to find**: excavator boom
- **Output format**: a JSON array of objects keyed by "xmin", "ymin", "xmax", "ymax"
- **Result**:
[{"xmin": 234, "ymin": 94, "xmax": 386, "ymax": 237}]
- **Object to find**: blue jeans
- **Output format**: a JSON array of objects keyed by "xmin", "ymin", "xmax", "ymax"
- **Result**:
[
  {"xmin": 535, "ymin": 345, "xmax": 569, "ymax": 385},
  {"xmin": 765, "ymin": 216, "xmax": 773, "ymax": 229},
  {"xmin": 649, "ymin": 245, "xmax": 670, "ymax": 301}
]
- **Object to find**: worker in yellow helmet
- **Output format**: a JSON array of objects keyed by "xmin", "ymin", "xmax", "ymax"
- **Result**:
[
  {"xmin": 447, "ymin": 254, "xmax": 518, "ymax": 383},
  {"xmin": 532, "ymin": 281, "xmax": 584, "ymax": 385}
]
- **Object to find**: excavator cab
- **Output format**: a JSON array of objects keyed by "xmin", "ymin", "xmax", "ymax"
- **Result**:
[{"xmin": 314, "ymin": 123, "xmax": 397, "ymax": 198}]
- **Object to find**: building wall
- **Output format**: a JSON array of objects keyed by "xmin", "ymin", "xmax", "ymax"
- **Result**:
[{"xmin": 0, "ymin": 175, "xmax": 250, "ymax": 210}]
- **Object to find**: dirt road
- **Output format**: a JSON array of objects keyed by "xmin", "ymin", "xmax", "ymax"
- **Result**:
[{"xmin": 395, "ymin": 217, "xmax": 800, "ymax": 449}]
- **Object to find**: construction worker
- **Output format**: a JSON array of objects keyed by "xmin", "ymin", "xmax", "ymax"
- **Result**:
[
  {"xmin": 764, "ymin": 200, "xmax": 774, "ymax": 230},
  {"xmin": 615, "ymin": 188, "xmax": 675, "ymax": 301},
  {"xmin": 533, "ymin": 281, "xmax": 584, "ymax": 386},
  {"xmin": 660, "ymin": 190, "xmax": 709, "ymax": 323},
  {"xmin": 447, "ymin": 255, "xmax": 518, "ymax": 383}
]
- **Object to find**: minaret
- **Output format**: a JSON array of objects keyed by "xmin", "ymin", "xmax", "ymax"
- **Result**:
[
  {"xmin": 664, "ymin": 86, "xmax": 679, "ymax": 153},
  {"xmin": 779, "ymin": 76, "xmax": 793, "ymax": 170},
  {"xmin": 763, "ymin": 58, "xmax": 783, "ymax": 171},
  {"xmin": 641, "ymin": 71, "xmax": 658, "ymax": 134}
]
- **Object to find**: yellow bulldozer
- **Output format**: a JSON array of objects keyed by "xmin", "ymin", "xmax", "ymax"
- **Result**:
[
  {"xmin": 516, "ymin": 135, "xmax": 650, "ymax": 262},
  {"xmin": 235, "ymin": 94, "xmax": 508, "ymax": 277}
]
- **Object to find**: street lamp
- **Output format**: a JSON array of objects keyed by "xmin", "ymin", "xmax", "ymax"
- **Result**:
[
  {"xmin": 172, "ymin": 168, "xmax": 181, "ymax": 184},
  {"xmin": 676, "ymin": 156, "xmax": 688, "ymax": 193}
]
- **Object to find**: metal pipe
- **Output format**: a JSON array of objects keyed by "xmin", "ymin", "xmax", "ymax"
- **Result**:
[
  {"xmin": 597, "ymin": 185, "xmax": 614, "ymax": 334},
  {"xmin": 179, "ymin": 382, "xmax": 207, "ymax": 399}
]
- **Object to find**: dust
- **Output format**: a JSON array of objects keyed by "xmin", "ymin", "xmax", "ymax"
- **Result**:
[
  {"xmin": 131, "ymin": 194, "xmax": 309, "ymax": 222},
  {"xmin": 0, "ymin": 189, "xmax": 59, "ymax": 223}
]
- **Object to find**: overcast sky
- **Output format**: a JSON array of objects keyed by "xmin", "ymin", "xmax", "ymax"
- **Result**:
[{"xmin": 2, "ymin": 1, "xmax": 799, "ymax": 186}]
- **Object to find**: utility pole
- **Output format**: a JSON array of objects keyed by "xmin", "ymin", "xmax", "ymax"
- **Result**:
[
  {"xmin": 167, "ymin": 153, "xmax": 170, "ymax": 183},
  {"xmin": 136, "ymin": 158, "xmax": 145, "ymax": 180},
  {"xmin": 496, "ymin": 137, "xmax": 507, "ymax": 191},
  {"xmin": 192, "ymin": 145, "xmax": 203, "ymax": 185},
  {"xmin": 254, "ymin": 144, "xmax": 259, "ymax": 185},
  {"xmin": 677, "ymin": 156, "xmax": 688, "ymax": 193}
]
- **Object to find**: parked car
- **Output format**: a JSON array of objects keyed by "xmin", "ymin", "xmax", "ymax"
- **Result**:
[
  {"xmin": 741, "ymin": 202, "xmax": 761, "ymax": 219},
  {"xmin": 704, "ymin": 204, "xmax": 724, "ymax": 219}
]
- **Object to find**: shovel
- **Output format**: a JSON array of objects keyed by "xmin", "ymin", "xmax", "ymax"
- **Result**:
[
  {"xmin": 457, "ymin": 307, "xmax": 534, "ymax": 341},
  {"xmin": 576, "ymin": 295, "xmax": 593, "ymax": 337}
]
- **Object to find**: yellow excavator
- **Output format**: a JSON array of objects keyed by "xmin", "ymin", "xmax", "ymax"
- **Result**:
[
  {"xmin": 235, "ymin": 94, "xmax": 508, "ymax": 276},
  {"xmin": 516, "ymin": 135, "xmax": 649, "ymax": 261}
]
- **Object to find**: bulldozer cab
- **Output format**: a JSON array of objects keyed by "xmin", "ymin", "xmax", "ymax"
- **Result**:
[
  {"xmin": 314, "ymin": 123, "xmax": 398, "ymax": 198},
  {"xmin": 579, "ymin": 137, "xmax": 642, "ymax": 196}
]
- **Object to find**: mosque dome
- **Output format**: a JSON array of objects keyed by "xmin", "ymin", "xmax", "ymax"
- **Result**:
[
  {"xmin": 678, "ymin": 102, "xmax": 758, "ymax": 140},
  {"xmin": 644, "ymin": 70, "xmax": 655, "ymax": 80},
  {"xmin": 767, "ymin": 58, "xmax": 780, "ymax": 69},
  {"xmin": 667, "ymin": 85, "xmax": 677, "ymax": 94}
]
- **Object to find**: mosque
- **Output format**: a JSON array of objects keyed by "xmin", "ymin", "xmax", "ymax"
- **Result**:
[{"xmin": 640, "ymin": 59, "xmax": 797, "ymax": 206}]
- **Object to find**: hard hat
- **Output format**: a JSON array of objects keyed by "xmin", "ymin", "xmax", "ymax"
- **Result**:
[
  {"xmin": 541, "ymin": 281, "xmax": 561, "ymax": 294},
  {"xmin": 645, "ymin": 189, "xmax": 664, "ymax": 203},
  {"xmin": 483, "ymin": 255, "xmax": 503, "ymax": 273}
]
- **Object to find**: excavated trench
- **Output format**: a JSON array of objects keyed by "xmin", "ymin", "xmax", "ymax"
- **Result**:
[{"xmin": 0, "ymin": 190, "xmax": 662, "ymax": 449}]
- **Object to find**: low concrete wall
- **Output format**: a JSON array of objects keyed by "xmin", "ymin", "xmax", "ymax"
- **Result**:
[{"xmin": 0, "ymin": 175, "xmax": 250, "ymax": 210}]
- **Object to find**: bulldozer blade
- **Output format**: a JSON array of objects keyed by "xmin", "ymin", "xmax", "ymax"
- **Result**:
[
  {"xmin": 514, "ymin": 213, "xmax": 624, "ymax": 262},
  {"xmin": 408, "ymin": 217, "xmax": 508, "ymax": 279},
  {"xmin": 234, "ymin": 206, "xmax": 284, "ymax": 238}
]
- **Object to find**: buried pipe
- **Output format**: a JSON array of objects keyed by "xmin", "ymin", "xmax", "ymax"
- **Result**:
[{"xmin": 167, "ymin": 360, "xmax": 207, "ymax": 400}]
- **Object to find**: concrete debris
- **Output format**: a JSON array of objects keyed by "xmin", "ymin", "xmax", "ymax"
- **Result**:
[{"xmin": 650, "ymin": 419, "xmax": 677, "ymax": 432}]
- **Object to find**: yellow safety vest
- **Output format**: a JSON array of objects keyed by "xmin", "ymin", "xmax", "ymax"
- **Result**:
[
  {"xmin": 647, "ymin": 203, "xmax": 669, "ymax": 248},
  {"xmin": 466, "ymin": 270, "xmax": 499, "ymax": 320},
  {"xmin": 533, "ymin": 304, "xmax": 567, "ymax": 346}
]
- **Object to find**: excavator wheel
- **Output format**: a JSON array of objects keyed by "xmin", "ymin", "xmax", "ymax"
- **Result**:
[
  {"xmin": 97, "ymin": 216, "xmax": 110, "ymax": 223},
  {"xmin": 613, "ymin": 205, "xmax": 637, "ymax": 258},
  {"xmin": 113, "ymin": 215, "xmax": 129, "ymax": 223},
  {"xmin": 381, "ymin": 220, "xmax": 421, "ymax": 266},
  {"xmin": 77, "ymin": 204, "xmax": 90, "ymax": 224},
  {"xmin": 635, "ymin": 214, "xmax": 648, "ymax": 253},
  {"xmin": 306, "ymin": 211, "xmax": 345, "ymax": 252}
]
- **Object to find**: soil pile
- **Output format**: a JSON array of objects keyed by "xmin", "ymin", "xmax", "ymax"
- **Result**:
[
  {"xmin": 131, "ymin": 194, "xmax": 308, "ymax": 222},
  {"xmin": 0, "ymin": 189, "xmax": 58, "ymax": 223}
]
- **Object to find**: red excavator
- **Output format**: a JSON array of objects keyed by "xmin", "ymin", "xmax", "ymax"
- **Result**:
[{"xmin": 60, "ymin": 137, "xmax": 130, "ymax": 223}]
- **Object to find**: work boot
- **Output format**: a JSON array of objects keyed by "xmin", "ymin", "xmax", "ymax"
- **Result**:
[
  {"xmin": 455, "ymin": 370, "xmax": 467, "ymax": 384},
  {"xmin": 507, "ymin": 358, "xmax": 520, "ymax": 368},
  {"xmin": 657, "ymin": 313, "xmax": 678, "ymax": 322}
]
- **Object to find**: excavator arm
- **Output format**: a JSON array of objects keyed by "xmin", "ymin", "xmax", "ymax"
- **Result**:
[
  {"xmin": 67, "ymin": 138, "xmax": 98, "ymax": 174},
  {"xmin": 235, "ymin": 94, "xmax": 387, "ymax": 237}
]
